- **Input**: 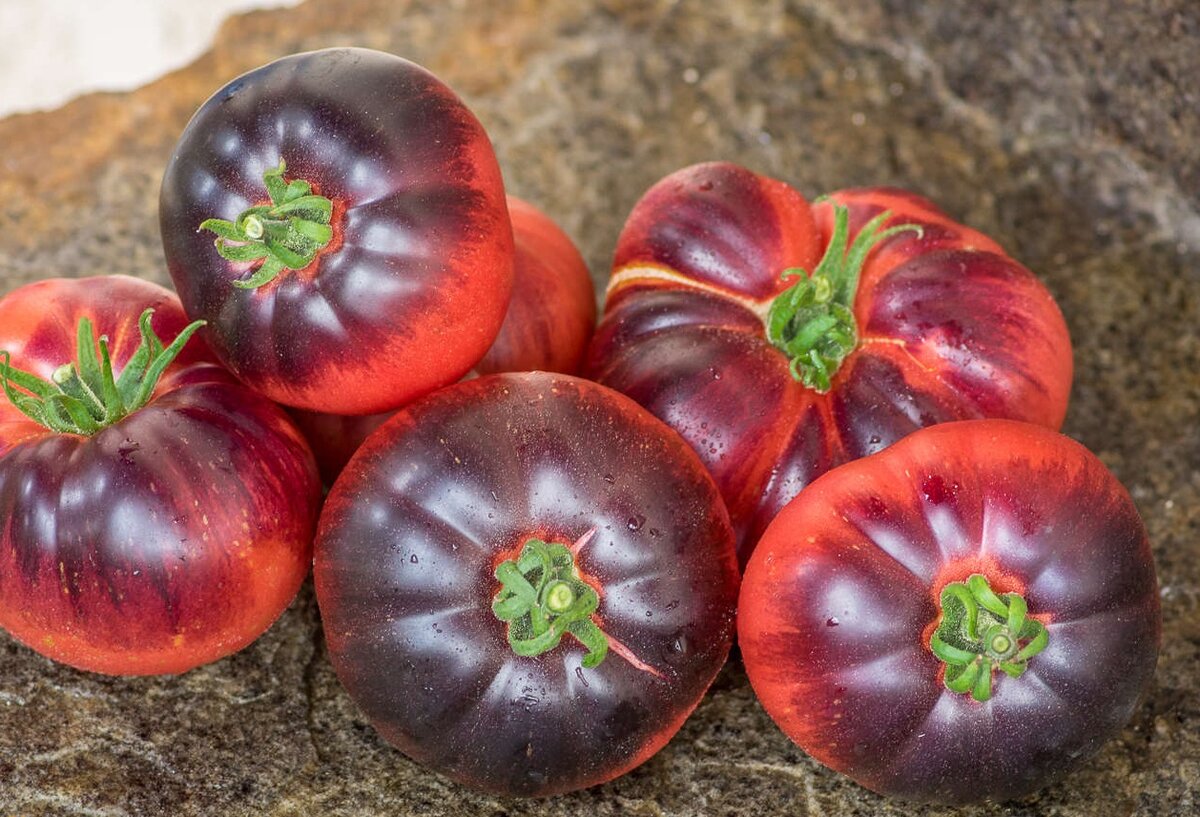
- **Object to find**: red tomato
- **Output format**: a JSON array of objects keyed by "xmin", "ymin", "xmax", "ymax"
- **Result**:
[
  {"xmin": 290, "ymin": 195, "xmax": 596, "ymax": 483},
  {"xmin": 0, "ymin": 276, "xmax": 321, "ymax": 675},
  {"xmin": 586, "ymin": 163, "xmax": 1073, "ymax": 566},
  {"xmin": 476, "ymin": 196, "xmax": 596, "ymax": 375},
  {"xmin": 314, "ymin": 373, "xmax": 738, "ymax": 795},
  {"xmin": 160, "ymin": 48, "xmax": 514, "ymax": 414},
  {"xmin": 739, "ymin": 420, "xmax": 1160, "ymax": 804}
]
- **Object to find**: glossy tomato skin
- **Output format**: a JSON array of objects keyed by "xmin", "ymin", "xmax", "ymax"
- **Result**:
[
  {"xmin": 291, "ymin": 196, "xmax": 595, "ymax": 483},
  {"xmin": 0, "ymin": 276, "xmax": 321, "ymax": 675},
  {"xmin": 160, "ymin": 47, "xmax": 514, "ymax": 414},
  {"xmin": 314, "ymin": 373, "xmax": 738, "ymax": 796},
  {"xmin": 475, "ymin": 196, "xmax": 596, "ymax": 375},
  {"xmin": 739, "ymin": 420, "xmax": 1160, "ymax": 804},
  {"xmin": 586, "ymin": 163, "xmax": 1073, "ymax": 566}
]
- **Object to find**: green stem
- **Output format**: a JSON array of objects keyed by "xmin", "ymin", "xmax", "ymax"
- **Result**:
[
  {"xmin": 765, "ymin": 205, "xmax": 922, "ymax": 391},
  {"xmin": 199, "ymin": 159, "xmax": 335, "ymax": 290},
  {"xmin": 492, "ymin": 538, "xmax": 609, "ymax": 668},
  {"xmin": 930, "ymin": 574, "xmax": 1049, "ymax": 702},
  {"xmin": 0, "ymin": 310, "xmax": 205, "ymax": 436}
]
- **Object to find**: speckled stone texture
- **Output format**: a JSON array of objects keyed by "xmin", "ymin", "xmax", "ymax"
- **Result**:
[{"xmin": 0, "ymin": 1, "xmax": 1197, "ymax": 815}]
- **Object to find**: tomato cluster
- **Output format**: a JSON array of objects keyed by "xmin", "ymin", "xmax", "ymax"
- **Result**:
[{"xmin": 0, "ymin": 47, "xmax": 1160, "ymax": 804}]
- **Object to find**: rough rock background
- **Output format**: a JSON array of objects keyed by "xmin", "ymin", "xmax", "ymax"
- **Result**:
[{"xmin": 0, "ymin": 1, "xmax": 1197, "ymax": 814}]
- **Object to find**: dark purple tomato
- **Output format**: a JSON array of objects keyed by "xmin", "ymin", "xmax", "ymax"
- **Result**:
[
  {"xmin": 160, "ymin": 47, "xmax": 514, "ymax": 414},
  {"xmin": 289, "ymin": 194, "xmax": 596, "ymax": 484},
  {"xmin": 314, "ymin": 372, "xmax": 739, "ymax": 796},
  {"xmin": 586, "ymin": 163, "xmax": 1073, "ymax": 567},
  {"xmin": 0, "ymin": 276, "xmax": 321, "ymax": 675},
  {"xmin": 739, "ymin": 420, "xmax": 1160, "ymax": 804}
]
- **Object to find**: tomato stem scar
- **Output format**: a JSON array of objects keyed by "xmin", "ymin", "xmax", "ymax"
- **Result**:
[
  {"xmin": 1, "ymin": 310, "xmax": 205, "ymax": 436},
  {"xmin": 199, "ymin": 158, "xmax": 335, "ymax": 290},
  {"xmin": 929, "ymin": 573, "xmax": 1049, "ymax": 702},
  {"xmin": 492, "ymin": 537, "xmax": 609, "ymax": 668},
  {"xmin": 765, "ymin": 205, "xmax": 922, "ymax": 392}
]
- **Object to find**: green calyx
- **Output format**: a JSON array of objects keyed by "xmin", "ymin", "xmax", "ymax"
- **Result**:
[
  {"xmin": 0, "ymin": 309, "xmax": 205, "ymax": 436},
  {"xmin": 765, "ymin": 205, "xmax": 922, "ymax": 392},
  {"xmin": 199, "ymin": 159, "xmax": 335, "ymax": 290},
  {"xmin": 930, "ymin": 574, "xmax": 1049, "ymax": 703},
  {"xmin": 492, "ymin": 538, "xmax": 609, "ymax": 668}
]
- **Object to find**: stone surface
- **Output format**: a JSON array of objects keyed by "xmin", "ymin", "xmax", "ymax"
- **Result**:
[{"xmin": 0, "ymin": 1, "xmax": 1197, "ymax": 815}]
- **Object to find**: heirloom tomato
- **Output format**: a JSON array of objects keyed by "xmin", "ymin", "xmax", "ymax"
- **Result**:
[
  {"xmin": 314, "ymin": 373, "xmax": 738, "ymax": 796},
  {"xmin": 739, "ymin": 420, "xmax": 1160, "ymax": 804},
  {"xmin": 587, "ymin": 163, "xmax": 1073, "ymax": 566},
  {"xmin": 290, "ymin": 195, "xmax": 595, "ymax": 483},
  {"xmin": 476, "ymin": 196, "xmax": 596, "ymax": 376},
  {"xmin": 160, "ymin": 47, "xmax": 514, "ymax": 414},
  {"xmin": 0, "ymin": 276, "xmax": 320, "ymax": 675}
]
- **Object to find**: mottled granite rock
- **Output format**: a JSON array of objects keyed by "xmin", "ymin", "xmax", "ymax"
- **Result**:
[{"xmin": 0, "ymin": 1, "xmax": 1197, "ymax": 815}]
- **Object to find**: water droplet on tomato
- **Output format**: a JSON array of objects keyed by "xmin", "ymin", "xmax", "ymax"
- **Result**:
[
  {"xmin": 699, "ymin": 180, "xmax": 714, "ymax": 191},
  {"xmin": 627, "ymin": 515, "xmax": 645, "ymax": 531},
  {"xmin": 826, "ymin": 617, "xmax": 840, "ymax": 627},
  {"xmin": 409, "ymin": 554, "xmax": 418, "ymax": 564},
  {"xmin": 603, "ymin": 474, "xmax": 615, "ymax": 484},
  {"xmin": 665, "ymin": 599, "xmax": 679, "ymax": 610},
  {"xmin": 710, "ymin": 368, "xmax": 721, "ymax": 380},
  {"xmin": 649, "ymin": 528, "xmax": 661, "ymax": 537}
]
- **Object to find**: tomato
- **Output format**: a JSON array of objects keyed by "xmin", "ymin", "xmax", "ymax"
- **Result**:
[
  {"xmin": 290, "ymin": 195, "xmax": 596, "ymax": 483},
  {"xmin": 476, "ymin": 196, "xmax": 596, "ymax": 376},
  {"xmin": 738, "ymin": 420, "xmax": 1160, "ymax": 804},
  {"xmin": 0, "ymin": 276, "xmax": 321, "ymax": 675},
  {"xmin": 586, "ymin": 162, "xmax": 1073, "ymax": 566},
  {"xmin": 285, "ymin": 409, "xmax": 389, "ymax": 487},
  {"xmin": 313, "ymin": 372, "xmax": 738, "ymax": 796},
  {"xmin": 159, "ymin": 47, "xmax": 514, "ymax": 414}
]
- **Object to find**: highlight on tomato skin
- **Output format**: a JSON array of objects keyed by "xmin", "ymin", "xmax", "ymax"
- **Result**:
[
  {"xmin": 290, "ymin": 195, "xmax": 596, "ymax": 485},
  {"xmin": 738, "ymin": 419, "xmax": 1160, "ymax": 805},
  {"xmin": 160, "ymin": 47, "xmax": 515, "ymax": 415},
  {"xmin": 586, "ymin": 162, "xmax": 1074, "ymax": 568},
  {"xmin": 313, "ymin": 372, "xmax": 739, "ymax": 797},
  {"xmin": 0, "ymin": 276, "xmax": 322, "ymax": 676}
]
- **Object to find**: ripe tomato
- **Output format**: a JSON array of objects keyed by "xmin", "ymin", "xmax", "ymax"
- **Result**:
[
  {"xmin": 476, "ymin": 196, "xmax": 596, "ymax": 376},
  {"xmin": 0, "ymin": 276, "xmax": 321, "ymax": 675},
  {"xmin": 739, "ymin": 420, "xmax": 1160, "ymax": 804},
  {"xmin": 586, "ymin": 163, "xmax": 1073, "ymax": 566},
  {"xmin": 290, "ymin": 195, "xmax": 596, "ymax": 483},
  {"xmin": 314, "ymin": 373, "xmax": 738, "ymax": 796},
  {"xmin": 160, "ymin": 47, "xmax": 514, "ymax": 414}
]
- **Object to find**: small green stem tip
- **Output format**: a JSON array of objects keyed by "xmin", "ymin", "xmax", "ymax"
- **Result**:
[
  {"xmin": 0, "ymin": 310, "xmax": 205, "ymax": 436},
  {"xmin": 492, "ymin": 538, "xmax": 609, "ymax": 668},
  {"xmin": 199, "ymin": 158, "xmax": 335, "ymax": 290},
  {"xmin": 930, "ymin": 574, "xmax": 1049, "ymax": 702},
  {"xmin": 765, "ymin": 205, "xmax": 922, "ymax": 392}
]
